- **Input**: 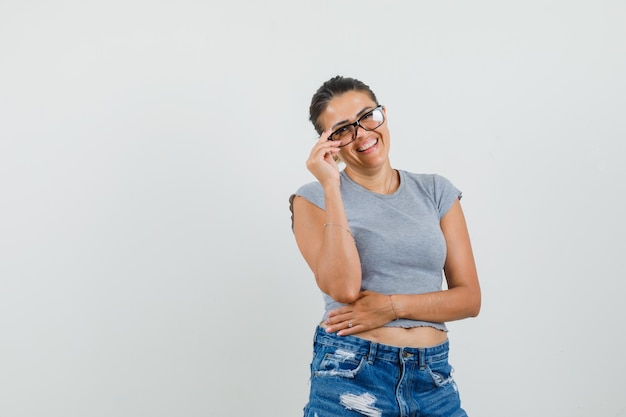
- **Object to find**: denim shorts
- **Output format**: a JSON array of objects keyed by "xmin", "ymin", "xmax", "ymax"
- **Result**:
[{"xmin": 303, "ymin": 326, "xmax": 468, "ymax": 417}]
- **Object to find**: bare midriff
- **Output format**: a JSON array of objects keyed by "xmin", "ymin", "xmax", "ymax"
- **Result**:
[{"xmin": 322, "ymin": 323, "xmax": 448, "ymax": 348}]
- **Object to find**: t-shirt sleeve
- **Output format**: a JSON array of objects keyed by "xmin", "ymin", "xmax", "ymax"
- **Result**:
[
  {"xmin": 290, "ymin": 182, "xmax": 325, "ymax": 210},
  {"xmin": 432, "ymin": 174, "xmax": 462, "ymax": 219},
  {"xmin": 289, "ymin": 181, "xmax": 325, "ymax": 230}
]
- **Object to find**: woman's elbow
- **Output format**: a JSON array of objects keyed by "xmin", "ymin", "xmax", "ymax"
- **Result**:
[
  {"xmin": 319, "ymin": 280, "xmax": 361, "ymax": 304},
  {"xmin": 315, "ymin": 268, "xmax": 362, "ymax": 304},
  {"xmin": 331, "ymin": 288, "xmax": 361, "ymax": 304},
  {"xmin": 468, "ymin": 303, "xmax": 481, "ymax": 318},
  {"xmin": 467, "ymin": 290, "xmax": 481, "ymax": 317}
]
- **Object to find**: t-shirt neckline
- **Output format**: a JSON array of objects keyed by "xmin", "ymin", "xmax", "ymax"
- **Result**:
[{"xmin": 340, "ymin": 169, "xmax": 404, "ymax": 198}]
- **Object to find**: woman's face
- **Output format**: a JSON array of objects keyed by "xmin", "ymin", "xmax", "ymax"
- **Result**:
[{"xmin": 319, "ymin": 90, "xmax": 391, "ymax": 170}]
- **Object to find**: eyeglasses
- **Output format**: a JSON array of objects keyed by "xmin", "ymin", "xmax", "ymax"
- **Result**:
[{"xmin": 327, "ymin": 105, "xmax": 385, "ymax": 147}]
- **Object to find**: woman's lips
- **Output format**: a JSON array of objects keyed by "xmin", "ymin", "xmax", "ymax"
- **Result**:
[{"xmin": 357, "ymin": 138, "xmax": 378, "ymax": 152}]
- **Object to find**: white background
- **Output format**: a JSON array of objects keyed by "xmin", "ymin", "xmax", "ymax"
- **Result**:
[{"xmin": 1, "ymin": 1, "xmax": 625, "ymax": 416}]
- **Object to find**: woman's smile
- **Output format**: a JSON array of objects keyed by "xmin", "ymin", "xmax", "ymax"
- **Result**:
[{"xmin": 356, "ymin": 138, "xmax": 379, "ymax": 152}]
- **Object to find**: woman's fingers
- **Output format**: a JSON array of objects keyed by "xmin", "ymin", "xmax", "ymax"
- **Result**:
[
  {"xmin": 305, "ymin": 129, "xmax": 341, "ymax": 183},
  {"xmin": 324, "ymin": 318, "xmax": 364, "ymax": 336},
  {"xmin": 325, "ymin": 310, "xmax": 351, "ymax": 325},
  {"xmin": 309, "ymin": 130, "xmax": 339, "ymax": 158},
  {"xmin": 324, "ymin": 291, "xmax": 391, "ymax": 335},
  {"xmin": 324, "ymin": 310, "xmax": 370, "ymax": 336},
  {"xmin": 318, "ymin": 127, "xmax": 333, "ymax": 142}
]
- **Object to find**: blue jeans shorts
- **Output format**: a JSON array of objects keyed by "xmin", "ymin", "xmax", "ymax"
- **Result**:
[{"xmin": 304, "ymin": 326, "xmax": 468, "ymax": 417}]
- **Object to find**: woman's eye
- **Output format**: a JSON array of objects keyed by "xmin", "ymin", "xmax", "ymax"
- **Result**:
[
  {"xmin": 361, "ymin": 111, "xmax": 374, "ymax": 120},
  {"xmin": 335, "ymin": 126, "xmax": 351, "ymax": 136}
]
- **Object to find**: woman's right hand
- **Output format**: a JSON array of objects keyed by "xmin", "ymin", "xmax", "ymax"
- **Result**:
[{"xmin": 305, "ymin": 129, "xmax": 342, "ymax": 187}]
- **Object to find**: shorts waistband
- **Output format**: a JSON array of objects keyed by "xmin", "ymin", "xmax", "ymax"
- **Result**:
[{"xmin": 313, "ymin": 325, "xmax": 449, "ymax": 364}]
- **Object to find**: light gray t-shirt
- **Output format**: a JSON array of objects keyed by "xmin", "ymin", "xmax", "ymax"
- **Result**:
[{"xmin": 290, "ymin": 169, "xmax": 461, "ymax": 331}]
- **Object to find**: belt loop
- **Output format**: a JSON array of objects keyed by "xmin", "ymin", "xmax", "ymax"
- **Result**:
[
  {"xmin": 418, "ymin": 348, "xmax": 426, "ymax": 370},
  {"xmin": 368, "ymin": 342, "xmax": 377, "ymax": 365}
]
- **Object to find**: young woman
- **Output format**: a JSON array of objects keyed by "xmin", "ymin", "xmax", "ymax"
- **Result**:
[{"xmin": 290, "ymin": 76, "xmax": 481, "ymax": 417}]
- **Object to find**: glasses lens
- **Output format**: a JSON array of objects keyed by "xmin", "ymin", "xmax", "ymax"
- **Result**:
[
  {"xmin": 330, "ymin": 125, "xmax": 355, "ymax": 146},
  {"xmin": 359, "ymin": 107, "xmax": 384, "ymax": 130}
]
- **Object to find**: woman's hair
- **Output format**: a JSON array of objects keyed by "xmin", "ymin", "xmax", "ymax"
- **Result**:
[{"xmin": 309, "ymin": 76, "xmax": 379, "ymax": 135}]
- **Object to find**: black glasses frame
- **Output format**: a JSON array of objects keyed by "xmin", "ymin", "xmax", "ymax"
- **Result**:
[{"xmin": 327, "ymin": 105, "xmax": 385, "ymax": 147}]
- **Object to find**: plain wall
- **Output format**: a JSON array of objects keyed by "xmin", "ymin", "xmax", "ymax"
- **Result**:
[{"xmin": 1, "ymin": 1, "xmax": 625, "ymax": 416}]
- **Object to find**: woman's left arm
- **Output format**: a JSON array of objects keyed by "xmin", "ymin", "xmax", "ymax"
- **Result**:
[{"xmin": 325, "ymin": 199, "xmax": 480, "ymax": 335}]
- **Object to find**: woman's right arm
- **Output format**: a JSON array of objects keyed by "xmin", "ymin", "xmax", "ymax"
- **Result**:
[{"xmin": 291, "ymin": 133, "xmax": 362, "ymax": 304}]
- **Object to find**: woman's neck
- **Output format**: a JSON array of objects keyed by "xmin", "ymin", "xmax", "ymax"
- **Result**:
[{"xmin": 344, "ymin": 164, "xmax": 398, "ymax": 195}]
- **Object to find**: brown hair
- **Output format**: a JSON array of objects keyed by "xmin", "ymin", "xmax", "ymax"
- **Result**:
[{"xmin": 309, "ymin": 76, "xmax": 379, "ymax": 135}]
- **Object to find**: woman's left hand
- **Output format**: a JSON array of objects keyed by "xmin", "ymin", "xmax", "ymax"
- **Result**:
[{"xmin": 324, "ymin": 291, "xmax": 396, "ymax": 336}]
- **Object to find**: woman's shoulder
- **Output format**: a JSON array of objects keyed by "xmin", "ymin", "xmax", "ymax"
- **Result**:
[
  {"xmin": 290, "ymin": 181, "xmax": 325, "ymax": 210},
  {"xmin": 399, "ymin": 170, "xmax": 454, "ymax": 188},
  {"xmin": 293, "ymin": 180, "xmax": 323, "ymax": 198},
  {"xmin": 399, "ymin": 170, "xmax": 461, "ymax": 216}
]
